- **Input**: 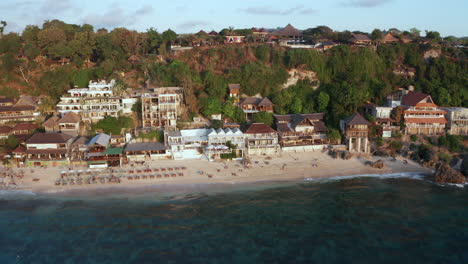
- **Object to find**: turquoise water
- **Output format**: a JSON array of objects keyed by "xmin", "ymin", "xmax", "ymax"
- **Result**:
[{"xmin": 0, "ymin": 175, "xmax": 467, "ymax": 263}]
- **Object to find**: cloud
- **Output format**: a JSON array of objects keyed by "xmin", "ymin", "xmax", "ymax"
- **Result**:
[
  {"xmin": 341, "ymin": 0, "xmax": 392, "ymax": 8},
  {"xmin": 40, "ymin": 0, "xmax": 75, "ymax": 14},
  {"xmin": 178, "ymin": 20, "xmax": 210, "ymax": 30},
  {"xmin": 241, "ymin": 5, "xmax": 317, "ymax": 16},
  {"xmin": 134, "ymin": 4, "xmax": 154, "ymax": 16},
  {"xmin": 81, "ymin": 4, "xmax": 153, "ymax": 29}
]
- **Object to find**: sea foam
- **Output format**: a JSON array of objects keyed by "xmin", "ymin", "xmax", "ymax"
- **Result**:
[{"xmin": 305, "ymin": 172, "xmax": 427, "ymax": 183}]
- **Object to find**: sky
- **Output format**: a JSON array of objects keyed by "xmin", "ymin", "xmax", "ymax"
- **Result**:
[{"xmin": 1, "ymin": 0, "xmax": 467, "ymax": 37}]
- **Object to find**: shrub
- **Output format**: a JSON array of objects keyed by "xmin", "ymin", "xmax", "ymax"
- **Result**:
[
  {"xmin": 410, "ymin": 135, "xmax": 418, "ymax": 142},
  {"xmin": 437, "ymin": 153, "xmax": 452, "ymax": 163}
]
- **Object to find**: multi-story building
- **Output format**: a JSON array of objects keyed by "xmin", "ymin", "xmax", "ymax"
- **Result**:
[
  {"xmin": 206, "ymin": 128, "xmax": 246, "ymax": 160},
  {"xmin": 56, "ymin": 80, "xmax": 137, "ymax": 123},
  {"xmin": 244, "ymin": 123, "xmax": 280, "ymax": 156},
  {"xmin": 0, "ymin": 95, "xmax": 40, "ymax": 124},
  {"xmin": 274, "ymin": 113, "xmax": 328, "ymax": 151},
  {"xmin": 340, "ymin": 113, "xmax": 370, "ymax": 153},
  {"xmin": 86, "ymin": 133, "xmax": 123, "ymax": 168},
  {"xmin": 442, "ymin": 107, "xmax": 468, "ymax": 135},
  {"xmin": 25, "ymin": 132, "xmax": 74, "ymax": 167},
  {"xmin": 141, "ymin": 87, "xmax": 183, "ymax": 130},
  {"xmin": 401, "ymin": 91, "xmax": 447, "ymax": 135},
  {"xmin": 167, "ymin": 129, "xmax": 209, "ymax": 160}
]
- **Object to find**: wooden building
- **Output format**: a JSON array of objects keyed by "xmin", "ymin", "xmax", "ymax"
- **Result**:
[
  {"xmin": 274, "ymin": 113, "xmax": 328, "ymax": 151},
  {"xmin": 340, "ymin": 113, "xmax": 370, "ymax": 153},
  {"xmin": 348, "ymin": 33, "xmax": 372, "ymax": 45}
]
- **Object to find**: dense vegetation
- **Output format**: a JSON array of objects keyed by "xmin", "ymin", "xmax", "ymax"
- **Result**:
[{"xmin": 0, "ymin": 20, "xmax": 467, "ymax": 128}]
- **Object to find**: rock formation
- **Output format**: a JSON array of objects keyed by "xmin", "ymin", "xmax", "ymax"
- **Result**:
[{"xmin": 433, "ymin": 162, "xmax": 466, "ymax": 184}]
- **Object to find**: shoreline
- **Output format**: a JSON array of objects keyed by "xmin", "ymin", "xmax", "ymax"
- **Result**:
[{"xmin": 2, "ymin": 152, "xmax": 433, "ymax": 197}]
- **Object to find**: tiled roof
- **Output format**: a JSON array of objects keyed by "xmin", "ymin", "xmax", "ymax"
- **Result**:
[
  {"xmin": 228, "ymin": 84, "xmax": 241, "ymax": 91},
  {"xmin": 12, "ymin": 145, "xmax": 26, "ymax": 153},
  {"xmin": 0, "ymin": 126, "xmax": 13, "ymax": 134},
  {"xmin": 26, "ymin": 133, "xmax": 72, "ymax": 144},
  {"xmin": 58, "ymin": 112, "xmax": 81, "ymax": 124},
  {"xmin": 405, "ymin": 117, "xmax": 447, "ymax": 124},
  {"xmin": 13, "ymin": 123, "xmax": 39, "ymax": 131},
  {"xmin": 276, "ymin": 123, "xmax": 293, "ymax": 133},
  {"xmin": 43, "ymin": 116, "xmax": 59, "ymax": 127},
  {"xmin": 240, "ymin": 97, "xmax": 261, "ymax": 105},
  {"xmin": 312, "ymin": 121, "xmax": 328, "ymax": 132},
  {"xmin": 275, "ymin": 24, "xmax": 302, "ymax": 36},
  {"xmin": 245, "ymin": 123, "xmax": 277, "ymax": 134},
  {"xmin": 258, "ymin": 97, "xmax": 273, "ymax": 106},
  {"xmin": 344, "ymin": 113, "xmax": 371, "ymax": 126},
  {"xmin": 402, "ymin": 91, "xmax": 431, "ymax": 106},
  {"xmin": 350, "ymin": 33, "xmax": 371, "ymax": 42}
]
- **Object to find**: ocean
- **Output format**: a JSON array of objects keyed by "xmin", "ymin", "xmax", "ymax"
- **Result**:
[{"xmin": 0, "ymin": 173, "xmax": 467, "ymax": 264}]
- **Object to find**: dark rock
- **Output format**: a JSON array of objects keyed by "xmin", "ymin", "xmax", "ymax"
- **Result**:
[
  {"xmin": 433, "ymin": 162, "xmax": 466, "ymax": 184},
  {"xmin": 372, "ymin": 160, "xmax": 385, "ymax": 169}
]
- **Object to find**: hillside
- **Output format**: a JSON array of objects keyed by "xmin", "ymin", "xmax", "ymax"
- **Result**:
[{"xmin": 0, "ymin": 20, "xmax": 467, "ymax": 127}]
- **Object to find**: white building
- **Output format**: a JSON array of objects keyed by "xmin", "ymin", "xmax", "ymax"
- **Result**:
[
  {"xmin": 206, "ymin": 128, "xmax": 246, "ymax": 160},
  {"xmin": 56, "ymin": 80, "xmax": 137, "ymax": 122},
  {"xmin": 167, "ymin": 129, "xmax": 210, "ymax": 160},
  {"xmin": 442, "ymin": 107, "xmax": 468, "ymax": 135}
]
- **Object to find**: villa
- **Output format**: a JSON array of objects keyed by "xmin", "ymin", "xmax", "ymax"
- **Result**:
[
  {"xmin": 401, "ymin": 91, "xmax": 447, "ymax": 135},
  {"xmin": 0, "ymin": 95, "xmax": 40, "ymax": 125},
  {"xmin": 25, "ymin": 132, "xmax": 74, "ymax": 167},
  {"xmin": 206, "ymin": 128, "xmax": 246, "ymax": 160},
  {"xmin": 167, "ymin": 129, "xmax": 210, "ymax": 160},
  {"xmin": 56, "ymin": 80, "xmax": 137, "ymax": 123},
  {"xmin": 274, "ymin": 113, "xmax": 329, "ymax": 151},
  {"xmin": 244, "ymin": 123, "xmax": 280, "ymax": 156},
  {"xmin": 240, "ymin": 97, "xmax": 274, "ymax": 119}
]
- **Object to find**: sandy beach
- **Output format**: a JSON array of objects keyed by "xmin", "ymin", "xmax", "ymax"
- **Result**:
[{"xmin": 1, "ymin": 152, "xmax": 432, "ymax": 195}]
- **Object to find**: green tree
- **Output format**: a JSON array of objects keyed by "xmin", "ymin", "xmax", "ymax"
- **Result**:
[
  {"xmin": 371, "ymin": 29, "xmax": 383, "ymax": 41},
  {"xmin": 327, "ymin": 129, "xmax": 341, "ymax": 144},
  {"xmin": 253, "ymin": 111, "xmax": 274, "ymax": 127},
  {"xmin": 316, "ymin": 92, "xmax": 330, "ymax": 112},
  {"xmin": 72, "ymin": 69, "xmax": 89, "ymax": 87},
  {"xmin": 6, "ymin": 135, "xmax": 19, "ymax": 150}
]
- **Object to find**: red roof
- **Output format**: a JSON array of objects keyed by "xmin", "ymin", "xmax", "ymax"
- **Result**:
[
  {"xmin": 245, "ymin": 123, "xmax": 277, "ymax": 134},
  {"xmin": 404, "ymin": 110, "xmax": 447, "ymax": 115},
  {"xmin": 405, "ymin": 117, "xmax": 447, "ymax": 124},
  {"xmin": 402, "ymin": 91, "xmax": 431, "ymax": 107},
  {"xmin": 12, "ymin": 145, "xmax": 26, "ymax": 154},
  {"xmin": 0, "ymin": 126, "xmax": 13, "ymax": 134},
  {"xmin": 13, "ymin": 123, "xmax": 39, "ymax": 131},
  {"xmin": 268, "ymin": 35, "xmax": 278, "ymax": 40}
]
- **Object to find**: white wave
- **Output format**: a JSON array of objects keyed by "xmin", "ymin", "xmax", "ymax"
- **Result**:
[
  {"xmin": 0, "ymin": 189, "xmax": 37, "ymax": 197},
  {"xmin": 305, "ymin": 172, "xmax": 427, "ymax": 183}
]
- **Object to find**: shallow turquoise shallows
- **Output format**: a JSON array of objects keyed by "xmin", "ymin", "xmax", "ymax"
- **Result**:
[{"xmin": 0, "ymin": 175, "xmax": 467, "ymax": 264}]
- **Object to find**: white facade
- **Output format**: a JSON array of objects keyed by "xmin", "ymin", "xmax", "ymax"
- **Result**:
[
  {"xmin": 56, "ymin": 80, "xmax": 137, "ymax": 122},
  {"xmin": 371, "ymin": 107, "xmax": 393, "ymax": 119},
  {"xmin": 167, "ymin": 129, "xmax": 209, "ymax": 160}
]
